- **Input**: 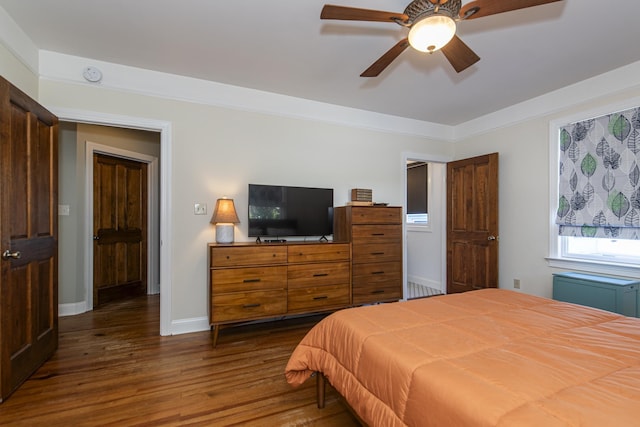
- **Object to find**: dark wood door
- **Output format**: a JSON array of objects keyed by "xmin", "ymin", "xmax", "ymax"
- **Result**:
[
  {"xmin": 0, "ymin": 76, "xmax": 58, "ymax": 402},
  {"xmin": 93, "ymin": 153, "xmax": 148, "ymax": 307},
  {"xmin": 447, "ymin": 153, "xmax": 499, "ymax": 293}
]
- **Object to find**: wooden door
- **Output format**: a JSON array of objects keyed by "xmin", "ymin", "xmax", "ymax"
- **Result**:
[
  {"xmin": 93, "ymin": 153, "xmax": 148, "ymax": 307},
  {"xmin": 0, "ymin": 76, "xmax": 58, "ymax": 401},
  {"xmin": 447, "ymin": 153, "xmax": 499, "ymax": 293}
]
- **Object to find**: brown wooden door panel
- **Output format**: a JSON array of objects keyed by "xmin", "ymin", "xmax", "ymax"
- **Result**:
[
  {"xmin": 0, "ymin": 76, "xmax": 58, "ymax": 401},
  {"xmin": 447, "ymin": 153, "xmax": 499, "ymax": 294},
  {"xmin": 93, "ymin": 153, "xmax": 148, "ymax": 307}
]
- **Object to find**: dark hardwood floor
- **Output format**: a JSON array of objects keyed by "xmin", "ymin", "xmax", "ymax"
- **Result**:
[{"xmin": 0, "ymin": 296, "xmax": 359, "ymax": 426}]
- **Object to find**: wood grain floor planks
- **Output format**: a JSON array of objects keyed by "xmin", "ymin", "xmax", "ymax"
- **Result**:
[{"xmin": 0, "ymin": 296, "xmax": 359, "ymax": 426}]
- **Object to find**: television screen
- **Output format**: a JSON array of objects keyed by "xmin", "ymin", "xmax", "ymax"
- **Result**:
[{"xmin": 248, "ymin": 184, "xmax": 334, "ymax": 238}]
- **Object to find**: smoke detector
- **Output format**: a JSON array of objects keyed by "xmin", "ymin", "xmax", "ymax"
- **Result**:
[{"xmin": 82, "ymin": 66, "xmax": 102, "ymax": 83}]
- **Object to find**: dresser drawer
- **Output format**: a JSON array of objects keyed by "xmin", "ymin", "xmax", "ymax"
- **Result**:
[
  {"xmin": 353, "ymin": 261, "xmax": 402, "ymax": 304},
  {"xmin": 210, "ymin": 246, "xmax": 287, "ymax": 267},
  {"xmin": 352, "ymin": 243, "xmax": 402, "ymax": 263},
  {"xmin": 352, "ymin": 225, "xmax": 401, "ymax": 244},
  {"xmin": 353, "ymin": 261, "xmax": 401, "ymax": 281},
  {"xmin": 212, "ymin": 289, "xmax": 286, "ymax": 323},
  {"xmin": 288, "ymin": 261, "xmax": 350, "ymax": 289},
  {"xmin": 288, "ymin": 284, "xmax": 350, "ymax": 312},
  {"xmin": 288, "ymin": 243, "xmax": 350, "ymax": 263},
  {"xmin": 352, "ymin": 282, "xmax": 402, "ymax": 305},
  {"xmin": 350, "ymin": 206, "xmax": 402, "ymax": 224},
  {"xmin": 211, "ymin": 266, "xmax": 286, "ymax": 293}
]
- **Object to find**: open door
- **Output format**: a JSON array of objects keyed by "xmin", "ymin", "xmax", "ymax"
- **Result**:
[
  {"xmin": 0, "ymin": 76, "xmax": 58, "ymax": 401},
  {"xmin": 446, "ymin": 153, "xmax": 499, "ymax": 293}
]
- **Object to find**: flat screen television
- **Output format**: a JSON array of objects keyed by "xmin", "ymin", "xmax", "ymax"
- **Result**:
[{"xmin": 248, "ymin": 184, "xmax": 334, "ymax": 239}]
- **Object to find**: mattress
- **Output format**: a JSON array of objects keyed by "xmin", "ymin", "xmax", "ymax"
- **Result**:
[{"xmin": 285, "ymin": 289, "xmax": 640, "ymax": 426}]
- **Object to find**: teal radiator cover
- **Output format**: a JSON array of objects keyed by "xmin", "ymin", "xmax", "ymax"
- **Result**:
[{"xmin": 552, "ymin": 272, "xmax": 639, "ymax": 317}]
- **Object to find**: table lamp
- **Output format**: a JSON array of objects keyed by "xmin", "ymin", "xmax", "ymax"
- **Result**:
[{"xmin": 211, "ymin": 197, "xmax": 240, "ymax": 243}]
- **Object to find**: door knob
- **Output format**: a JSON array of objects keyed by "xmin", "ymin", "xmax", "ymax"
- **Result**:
[
  {"xmin": 2, "ymin": 250, "xmax": 21, "ymax": 260},
  {"xmin": 93, "ymin": 235, "xmax": 100, "ymax": 240},
  {"xmin": 487, "ymin": 235, "xmax": 497, "ymax": 241}
]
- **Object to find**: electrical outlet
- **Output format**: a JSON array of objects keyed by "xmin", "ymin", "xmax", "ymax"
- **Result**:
[
  {"xmin": 513, "ymin": 279, "xmax": 521, "ymax": 289},
  {"xmin": 194, "ymin": 203, "xmax": 207, "ymax": 215}
]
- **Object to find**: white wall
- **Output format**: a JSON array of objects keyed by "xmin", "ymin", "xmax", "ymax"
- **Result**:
[
  {"xmin": 4, "ymin": 14, "xmax": 640, "ymax": 332},
  {"xmin": 37, "ymin": 76, "xmax": 452, "ymax": 328},
  {"xmin": 454, "ymin": 87, "xmax": 640, "ymax": 298}
]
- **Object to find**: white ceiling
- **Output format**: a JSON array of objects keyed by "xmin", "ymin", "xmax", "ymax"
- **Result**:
[{"xmin": 1, "ymin": 0, "xmax": 640, "ymax": 126}]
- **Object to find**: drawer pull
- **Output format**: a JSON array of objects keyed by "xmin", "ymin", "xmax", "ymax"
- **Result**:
[
  {"xmin": 243, "ymin": 278, "xmax": 261, "ymax": 283},
  {"xmin": 371, "ymin": 290, "xmax": 385, "ymax": 294},
  {"xmin": 371, "ymin": 233, "xmax": 385, "ymax": 236},
  {"xmin": 313, "ymin": 273, "xmax": 329, "ymax": 277},
  {"xmin": 371, "ymin": 252, "xmax": 385, "ymax": 256},
  {"xmin": 371, "ymin": 271, "xmax": 385, "ymax": 275},
  {"xmin": 242, "ymin": 303, "xmax": 261, "ymax": 309},
  {"xmin": 313, "ymin": 296, "xmax": 329, "ymax": 300}
]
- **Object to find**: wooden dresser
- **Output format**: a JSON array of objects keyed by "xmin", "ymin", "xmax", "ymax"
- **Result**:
[
  {"xmin": 333, "ymin": 206, "xmax": 403, "ymax": 305},
  {"xmin": 208, "ymin": 241, "xmax": 350, "ymax": 346}
]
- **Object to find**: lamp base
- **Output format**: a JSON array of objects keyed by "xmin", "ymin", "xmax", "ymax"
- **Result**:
[{"xmin": 215, "ymin": 223, "xmax": 235, "ymax": 244}]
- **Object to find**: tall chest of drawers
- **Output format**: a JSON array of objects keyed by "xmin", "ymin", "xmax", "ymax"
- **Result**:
[
  {"xmin": 333, "ymin": 206, "xmax": 403, "ymax": 305},
  {"xmin": 208, "ymin": 242, "xmax": 350, "ymax": 346}
]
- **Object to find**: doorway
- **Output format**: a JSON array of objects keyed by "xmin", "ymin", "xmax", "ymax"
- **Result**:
[
  {"xmin": 56, "ymin": 110, "xmax": 171, "ymax": 335},
  {"xmin": 86, "ymin": 141, "xmax": 159, "ymax": 310},
  {"xmin": 402, "ymin": 152, "xmax": 449, "ymax": 299}
]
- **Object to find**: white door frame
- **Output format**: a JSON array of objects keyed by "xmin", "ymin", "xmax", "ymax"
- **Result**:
[
  {"xmin": 86, "ymin": 142, "xmax": 159, "ymax": 306},
  {"xmin": 54, "ymin": 107, "xmax": 173, "ymax": 336}
]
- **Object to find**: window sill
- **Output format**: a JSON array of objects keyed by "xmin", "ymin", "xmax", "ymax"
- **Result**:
[{"xmin": 546, "ymin": 257, "xmax": 640, "ymax": 279}]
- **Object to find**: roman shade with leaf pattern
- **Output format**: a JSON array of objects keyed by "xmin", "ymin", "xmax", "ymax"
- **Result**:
[{"xmin": 556, "ymin": 106, "xmax": 640, "ymax": 240}]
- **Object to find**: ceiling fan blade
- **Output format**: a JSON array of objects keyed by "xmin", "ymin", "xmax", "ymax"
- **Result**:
[
  {"xmin": 460, "ymin": 0, "xmax": 562, "ymax": 20},
  {"xmin": 440, "ymin": 35, "xmax": 480, "ymax": 73},
  {"xmin": 321, "ymin": 5, "xmax": 408, "ymax": 23},
  {"xmin": 361, "ymin": 38, "xmax": 410, "ymax": 77}
]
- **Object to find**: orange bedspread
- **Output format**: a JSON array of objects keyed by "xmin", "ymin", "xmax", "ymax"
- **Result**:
[{"xmin": 285, "ymin": 289, "xmax": 640, "ymax": 426}]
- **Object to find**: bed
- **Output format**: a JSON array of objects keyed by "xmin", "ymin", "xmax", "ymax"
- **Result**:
[{"xmin": 285, "ymin": 289, "xmax": 640, "ymax": 426}]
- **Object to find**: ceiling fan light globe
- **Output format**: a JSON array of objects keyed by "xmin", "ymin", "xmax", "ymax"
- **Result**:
[{"xmin": 408, "ymin": 14, "xmax": 456, "ymax": 53}]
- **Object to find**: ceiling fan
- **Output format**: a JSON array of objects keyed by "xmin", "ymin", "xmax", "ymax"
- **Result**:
[{"xmin": 320, "ymin": 0, "xmax": 563, "ymax": 76}]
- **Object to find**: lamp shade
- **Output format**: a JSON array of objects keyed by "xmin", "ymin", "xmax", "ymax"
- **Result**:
[
  {"xmin": 211, "ymin": 198, "xmax": 240, "ymax": 224},
  {"xmin": 408, "ymin": 14, "xmax": 456, "ymax": 53}
]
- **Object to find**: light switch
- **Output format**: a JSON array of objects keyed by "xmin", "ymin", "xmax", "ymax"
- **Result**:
[
  {"xmin": 194, "ymin": 203, "xmax": 207, "ymax": 215},
  {"xmin": 58, "ymin": 204, "xmax": 70, "ymax": 216}
]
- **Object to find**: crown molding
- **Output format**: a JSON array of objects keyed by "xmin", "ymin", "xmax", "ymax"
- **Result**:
[
  {"xmin": 38, "ymin": 50, "xmax": 455, "ymax": 142},
  {"xmin": 0, "ymin": 6, "xmax": 38, "ymax": 75}
]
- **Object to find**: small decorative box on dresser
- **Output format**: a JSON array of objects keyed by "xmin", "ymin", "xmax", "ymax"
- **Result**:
[
  {"xmin": 208, "ymin": 242, "xmax": 350, "ymax": 346},
  {"xmin": 552, "ymin": 272, "xmax": 639, "ymax": 317},
  {"xmin": 333, "ymin": 206, "xmax": 403, "ymax": 305}
]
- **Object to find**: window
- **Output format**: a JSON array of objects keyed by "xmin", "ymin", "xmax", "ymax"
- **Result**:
[
  {"xmin": 562, "ymin": 237, "xmax": 640, "ymax": 264},
  {"xmin": 549, "ymin": 101, "xmax": 640, "ymax": 276},
  {"xmin": 407, "ymin": 161, "xmax": 429, "ymax": 225}
]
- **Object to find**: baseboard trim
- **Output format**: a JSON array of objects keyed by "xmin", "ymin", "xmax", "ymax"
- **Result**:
[
  {"xmin": 170, "ymin": 316, "xmax": 210, "ymax": 336},
  {"xmin": 59, "ymin": 301, "xmax": 88, "ymax": 317}
]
